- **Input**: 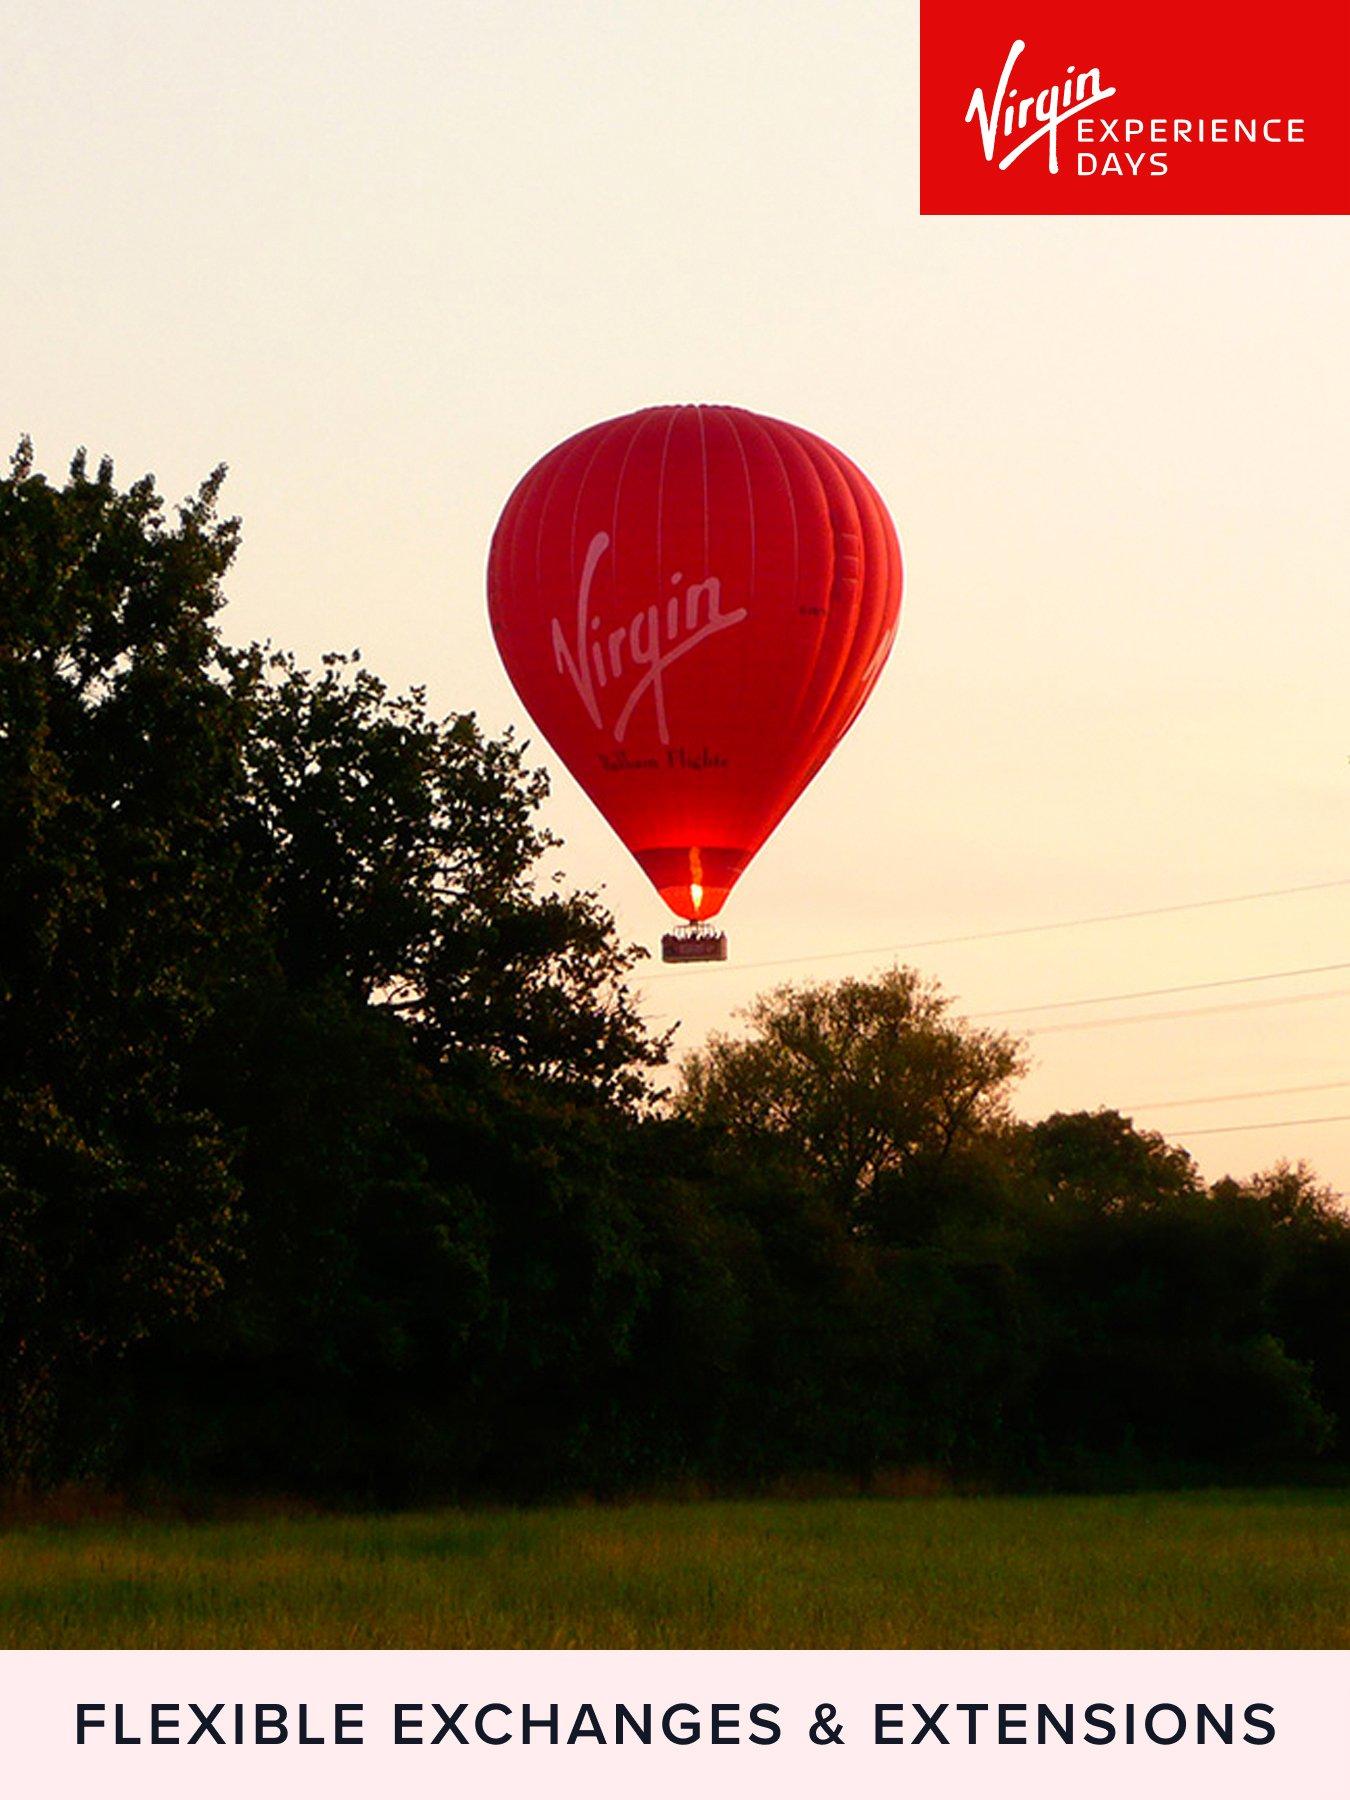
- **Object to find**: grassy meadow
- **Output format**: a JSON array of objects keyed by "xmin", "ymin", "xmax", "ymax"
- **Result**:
[{"xmin": 1, "ymin": 1489, "xmax": 1345, "ymax": 1650}]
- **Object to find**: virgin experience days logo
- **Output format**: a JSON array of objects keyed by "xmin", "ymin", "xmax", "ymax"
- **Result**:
[{"xmin": 919, "ymin": 0, "xmax": 1350, "ymax": 214}]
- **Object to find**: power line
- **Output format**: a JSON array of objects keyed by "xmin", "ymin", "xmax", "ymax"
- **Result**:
[
  {"xmin": 1024, "ymin": 986, "xmax": 1350, "ymax": 1036},
  {"xmin": 640, "ymin": 875, "xmax": 1350, "ymax": 980},
  {"xmin": 1167, "ymin": 1113, "xmax": 1350, "ymax": 1138},
  {"xmin": 1123, "ymin": 1079, "xmax": 1350, "ymax": 1112},
  {"xmin": 969, "ymin": 961, "xmax": 1350, "ymax": 1021}
]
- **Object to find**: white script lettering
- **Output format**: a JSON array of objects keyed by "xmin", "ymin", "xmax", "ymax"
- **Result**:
[
  {"xmin": 965, "ymin": 40, "xmax": 1115, "ymax": 173},
  {"xmin": 551, "ymin": 532, "xmax": 748, "ymax": 746}
]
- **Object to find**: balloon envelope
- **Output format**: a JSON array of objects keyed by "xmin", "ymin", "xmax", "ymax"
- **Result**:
[{"xmin": 488, "ymin": 404, "xmax": 902, "ymax": 921}]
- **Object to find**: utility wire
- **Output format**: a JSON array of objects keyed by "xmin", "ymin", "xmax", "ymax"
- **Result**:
[
  {"xmin": 1023, "ymin": 987, "xmax": 1350, "ymax": 1037},
  {"xmin": 1122, "ymin": 1079, "xmax": 1350, "ymax": 1112},
  {"xmin": 638, "ymin": 878, "xmax": 1350, "ymax": 1166},
  {"xmin": 969, "ymin": 961, "xmax": 1350, "ymax": 1021},
  {"xmin": 1165, "ymin": 1113, "xmax": 1350, "ymax": 1138},
  {"xmin": 640, "ymin": 875, "xmax": 1350, "ymax": 980}
]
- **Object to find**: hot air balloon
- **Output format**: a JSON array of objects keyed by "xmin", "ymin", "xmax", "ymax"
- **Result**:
[{"xmin": 488, "ymin": 405, "xmax": 902, "ymax": 961}]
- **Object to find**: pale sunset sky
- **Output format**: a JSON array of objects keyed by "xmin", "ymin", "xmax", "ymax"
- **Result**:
[{"xmin": 3, "ymin": 2, "xmax": 1346, "ymax": 1190}]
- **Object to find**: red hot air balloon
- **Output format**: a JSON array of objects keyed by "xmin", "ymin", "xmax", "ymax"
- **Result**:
[{"xmin": 488, "ymin": 405, "xmax": 902, "ymax": 956}]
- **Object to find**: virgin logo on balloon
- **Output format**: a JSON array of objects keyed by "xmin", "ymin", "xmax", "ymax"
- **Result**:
[
  {"xmin": 489, "ymin": 404, "xmax": 902, "ymax": 950},
  {"xmin": 550, "ymin": 529, "xmax": 748, "ymax": 747}
]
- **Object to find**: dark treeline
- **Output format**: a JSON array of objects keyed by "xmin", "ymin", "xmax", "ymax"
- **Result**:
[{"xmin": 2, "ymin": 448, "xmax": 1347, "ymax": 1502}]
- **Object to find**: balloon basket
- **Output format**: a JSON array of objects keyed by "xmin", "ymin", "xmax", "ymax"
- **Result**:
[{"xmin": 661, "ymin": 924, "xmax": 729, "ymax": 964}]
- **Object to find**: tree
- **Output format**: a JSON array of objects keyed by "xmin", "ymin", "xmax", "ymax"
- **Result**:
[
  {"xmin": 225, "ymin": 648, "xmax": 664, "ymax": 1105},
  {"xmin": 0, "ymin": 441, "xmax": 246, "ymax": 1481},
  {"xmin": 0, "ymin": 443, "xmax": 667, "ymax": 1489},
  {"xmin": 1023, "ymin": 1109, "xmax": 1201, "ymax": 1211},
  {"xmin": 676, "ymin": 967, "xmax": 1028, "ymax": 1220},
  {"xmin": 1211, "ymin": 1162, "xmax": 1350, "ymax": 1453},
  {"xmin": 1017, "ymin": 1129, "xmax": 1331, "ymax": 1478}
]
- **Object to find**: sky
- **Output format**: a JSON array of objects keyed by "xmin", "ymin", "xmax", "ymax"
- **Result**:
[{"xmin": 3, "ymin": 0, "xmax": 1347, "ymax": 1190}]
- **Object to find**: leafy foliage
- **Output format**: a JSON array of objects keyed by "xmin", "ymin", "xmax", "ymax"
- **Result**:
[
  {"xmin": 0, "ymin": 443, "xmax": 244, "ymax": 1480},
  {"xmin": 0, "ymin": 446, "xmax": 661, "ymax": 1483},
  {"xmin": 677, "ymin": 968, "xmax": 1028, "ymax": 1218}
]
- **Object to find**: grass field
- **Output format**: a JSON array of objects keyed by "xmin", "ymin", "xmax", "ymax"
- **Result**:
[{"xmin": 1, "ymin": 1489, "xmax": 1345, "ymax": 1649}]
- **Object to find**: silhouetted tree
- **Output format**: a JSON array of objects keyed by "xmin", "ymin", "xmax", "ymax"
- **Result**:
[
  {"xmin": 1024, "ymin": 1108, "xmax": 1201, "ymax": 1211},
  {"xmin": 1017, "ymin": 1119, "xmax": 1331, "ymax": 1478},
  {"xmin": 0, "ymin": 441, "xmax": 246, "ymax": 1481},
  {"xmin": 0, "ymin": 444, "xmax": 664, "ymax": 1487},
  {"xmin": 227, "ymin": 648, "xmax": 664, "ymax": 1105},
  {"xmin": 1212, "ymin": 1162, "xmax": 1350, "ymax": 1455},
  {"xmin": 677, "ymin": 968, "xmax": 1028, "ymax": 1220}
]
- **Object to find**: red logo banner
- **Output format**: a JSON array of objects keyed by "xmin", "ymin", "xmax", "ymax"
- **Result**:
[{"xmin": 920, "ymin": 0, "xmax": 1350, "ymax": 214}]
